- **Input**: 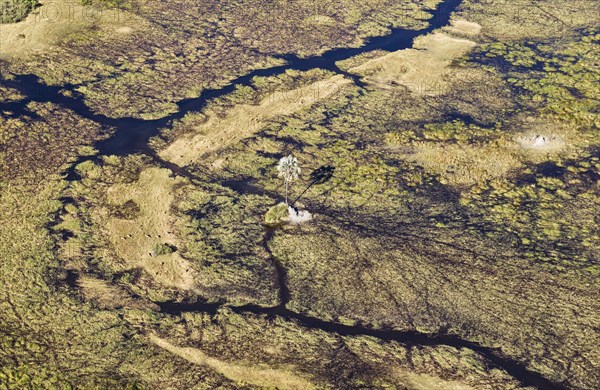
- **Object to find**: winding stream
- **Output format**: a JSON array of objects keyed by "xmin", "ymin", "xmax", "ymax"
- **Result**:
[
  {"xmin": 4, "ymin": 0, "xmax": 460, "ymax": 160},
  {"xmin": 4, "ymin": 0, "xmax": 565, "ymax": 388},
  {"xmin": 157, "ymin": 298, "xmax": 563, "ymax": 390}
]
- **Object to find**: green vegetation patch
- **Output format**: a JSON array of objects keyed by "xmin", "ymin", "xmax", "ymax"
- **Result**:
[
  {"xmin": 461, "ymin": 154, "xmax": 600, "ymax": 270},
  {"xmin": 0, "ymin": 0, "xmax": 36, "ymax": 24},
  {"xmin": 473, "ymin": 31, "xmax": 600, "ymax": 134}
]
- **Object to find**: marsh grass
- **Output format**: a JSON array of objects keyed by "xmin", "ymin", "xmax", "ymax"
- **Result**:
[
  {"xmin": 0, "ymin": 101, "xmax": 106, "ymax": 181},
  {"xmin": 5, "ymin": 0, "xmax": 443, "ymax": 119},
  {"xmin": 163, "ymin": 28, "xmax": 600, "ymax": 387},
  {"xmin": 0, "ymin": 177, "xmax": 145, "ymax": 387},
  {"xmin": 3, "ymin": 2, "xmax": 600, "ymax": 387},
  {"xmin": 460, "ymin": 0, "xmax": 600, "ymax": 40}
]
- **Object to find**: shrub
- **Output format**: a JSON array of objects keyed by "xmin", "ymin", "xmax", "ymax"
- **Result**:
[
  {"xmin": 153, "ymin": 243, "xmax": 176, "ymax": 256},
  {"xmin": 264, "ymin": 203, "xmax": 289, "ymax": 225},
  {"xmin": 0, "ymin": 0, "xmax": 37, "ymax": 24}
]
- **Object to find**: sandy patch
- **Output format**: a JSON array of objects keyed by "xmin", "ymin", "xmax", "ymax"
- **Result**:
[
  {"xmin": 349, "ymin": 32, "xmax": 477, "ymax": 95},
  {"xmin": 149, "ymin": 334, "xmax": 316, "ymax": 390},
  {"xmin": 114, "ymin": 26, "xmax": 133, "ymax": 34},
  {"xmin": 445, "ymin": 19, "xmax": 482, "ymax": 36},
  {"xmin": 105, "ymin": 167, "xmax": 196, "ymax": 291},
  {"xmin": 0, "ymin": 0, "xmax": 140, "ymax": 59},
  {"xmin": 512, "ymin": 115, "xmax": 595, "ymax": 161},
  {"xmin": 288, "ymin": 206, "xmax": 312, "ymax": 224},
  {"xmin": 160, "ymin": 75, "xmax": 352, "ymax": 166},
  {"xmin": 517, "ymin": 133, "xmax": 566, "ymax": 151}
]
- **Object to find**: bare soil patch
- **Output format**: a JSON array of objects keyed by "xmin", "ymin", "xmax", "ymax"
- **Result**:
[{"xmin": 444, "ymin": 19, "xmax": 481, "ymax": 36}]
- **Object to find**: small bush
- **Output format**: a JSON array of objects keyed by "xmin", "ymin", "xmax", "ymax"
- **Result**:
[
  {"xmin": 111, "ymin": 200, "xmax": 141, "ymax": 220},
  {"xmin": 153, "ymin": 243, "xmax": 176, "ymax": 256},
  {"xmin": 264, "ymin": 203, "xmax": 289, "ymax": 225},
  {"xmin": 0, "ymin": 0, "xmax": 37, "ymax": 24}
]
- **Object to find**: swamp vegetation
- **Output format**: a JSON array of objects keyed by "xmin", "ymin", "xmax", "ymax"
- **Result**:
[{"xmin": 0, "ymin": 0, "xmax": 599, "ymax": 388}]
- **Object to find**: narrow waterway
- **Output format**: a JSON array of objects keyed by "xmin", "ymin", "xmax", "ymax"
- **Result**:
[
  {"xmin": 156, "ymin": 297, "xmax": 563, "ymax": 390},
  {"xmin": 3, "ymin": 0, "xmax": 461, "ymax": 160}
]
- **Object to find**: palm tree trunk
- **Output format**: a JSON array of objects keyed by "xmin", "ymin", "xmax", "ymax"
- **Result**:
[
  {"xmin": 285, "ymin": 179, "xmax": 289, "ymax": 205},
  {"xmin": 291, "ymin": 178, "xmax": 316, "ymax": 207}
]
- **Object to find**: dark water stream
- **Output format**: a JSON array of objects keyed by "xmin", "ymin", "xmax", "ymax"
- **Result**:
[
  {"xmin": 3, "ymin": 0, "xmax": 565, "ymax": 387},
  {"xmin": 156, "ymin": 297, "xmax": 563, "ymax": 390},
  {"xmin": 3, "ymin": 0, "xmax": 461, "ymax": 160}
]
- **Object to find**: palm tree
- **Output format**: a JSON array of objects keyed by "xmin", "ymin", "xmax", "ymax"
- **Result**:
[{"xmin": 277, "ymin": 155, "xmax": 301, "ymax": 205}]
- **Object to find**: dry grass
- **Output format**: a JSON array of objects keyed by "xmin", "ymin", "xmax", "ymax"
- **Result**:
[
  {"xmin": 160, "ymin": 74, "xmax": 352, "ymax": 166},
  {"xmin": 0, "ymin": 0, "xmax": 143, "ymax": 59},
  {"xmin": 349, "ymin": 27, "xmax": 479, "ymax": 95},
  {"xmin": 392, "ymin": 370, "xmax": 477, "ymax": 390},
  {"xmin": 77, "ymin": 275, "xmax": 158, "ymax": 310},
  {"xmin": 402, "ymin": 116, "xmax": 593, "ymax": 187},
  {"xmin": 443, "ymin": 19, "xmax": 482, "ymax": 36},
  {"xmin": 102, "ymin": 167, "xmax": 196, "ymax": 290},
  {"xmin": 149, "ymin": 334, "xmax": 317, "ymax": 390}
]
